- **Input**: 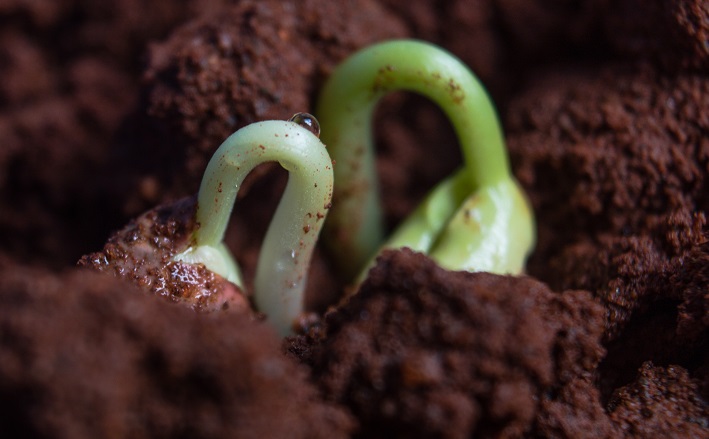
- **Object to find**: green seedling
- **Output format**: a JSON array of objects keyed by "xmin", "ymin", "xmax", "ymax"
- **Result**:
[
  {"xmin": 175, "ymin": 114, "xmax": 333, "ymax": 336},
  {"xmin": 316, "ymin": 39, "xmax": 535, "ymax": 279}
]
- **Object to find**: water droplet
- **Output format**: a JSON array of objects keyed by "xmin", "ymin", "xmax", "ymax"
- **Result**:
[{"xmin": 288, "ymin": 112, "xmax": 320, "ymax": 137}]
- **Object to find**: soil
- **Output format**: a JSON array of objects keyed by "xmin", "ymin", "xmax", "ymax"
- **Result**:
[
  {"xmin": 77, "ymin": 195, "xmax": 250, "ymax": 313},
  {"xmin": 0, "ymin": 0, "xmax": 707, "ymax": 437},
  {"xmin": 295, "ymin": 249, "xmax": 609, "ymax": 438},
  {"xmin": 0, "ymin": 259, "xmax": 353, "ymax": 438}
]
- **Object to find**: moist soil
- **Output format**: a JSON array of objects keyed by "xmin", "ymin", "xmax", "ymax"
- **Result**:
[{"xmin": 0, "ymin": 0, "xmax": 707, "ymax": 437}]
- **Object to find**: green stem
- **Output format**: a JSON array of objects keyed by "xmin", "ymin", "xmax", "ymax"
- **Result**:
[
  {"xmin": 175, "ymin": 119, "xmax": 334, "ymax": 335},
  {"xmin": 317, "ymin": 39, "xmax": 512, "ymax": 278}
]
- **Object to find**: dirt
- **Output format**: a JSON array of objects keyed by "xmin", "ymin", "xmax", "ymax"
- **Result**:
[
  {"xmin": 77, "ymin": 195, "xmax": 250, "ymax": 313},
  {"xmin": 0, "ymin": 0, "xmax": 707, "ymax": 437},
  {"xmin": 294, "ymin": 249, "xmax": 609, "ymax": 438},
  {"xmin": 506, "ymin": 63, "xmax": 709, "ymax": 337},
  {"xmin": 0, "ymin": 260, "xmax": 353, "ymax": 438}
]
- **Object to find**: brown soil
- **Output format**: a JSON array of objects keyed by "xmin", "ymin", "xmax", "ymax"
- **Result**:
[
  {"xmin": 0, "ymin": 259, "xmax": 353, "ymax": 438},
  {"xmin": 0, "ymin": 0, "xmax": 707, "ymax": 437},
  {"xmin": 607, "ymin": 362, "xmax": 709, "ymax": 438},
  {"xmin": 77, "ymin": 196, "xmax": 250, "ymax": 313},
  {"xmin": 506, "ymin": 64, "xmax": 709, "ymax": 338},
  {"xmin": 296, "ymin": 249, "xmax": 609, "ymax": 438}
]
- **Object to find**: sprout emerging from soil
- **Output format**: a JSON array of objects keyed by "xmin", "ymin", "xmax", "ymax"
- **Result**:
[
  {"xmin": 175, "ymin": 114, "xmax": 333, "ymax": 335},
  {"xmin": 317, "ymin": 39, "xmax": 535, "ymax": 279}
]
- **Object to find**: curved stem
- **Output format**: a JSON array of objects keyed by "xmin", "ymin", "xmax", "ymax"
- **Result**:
[
  {"xmin": 317, "ymin": 39, "xmax": 511, "ymax": 278},
  {"xmin": 176, "ymin": 120, "xmax": 334, "ymax": 335}
]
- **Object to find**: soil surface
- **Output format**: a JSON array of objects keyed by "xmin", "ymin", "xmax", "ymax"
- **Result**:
[
  {"xmin": 0, "ymin": 0, "xmax": 707, "ymax": 437},
  {"xmin": 0, "ymin": 260, "xmax": 353, "ymax": 438},
  {"xmin": 77, "ymin": 195, "xmax": 250, "ymax": 313}
]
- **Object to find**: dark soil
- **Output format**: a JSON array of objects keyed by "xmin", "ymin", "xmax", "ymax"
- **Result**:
[
  {"xmin": 0, "ymin": 0, "xmax": 707, "ymax": 437},
  {"xmin": 295, "ymin": 249, "xmax": 610, "ymax": 438},
  {"xmin": 0, "ymin": 259, "xmax": 353, "ymax": 438},
  {"xmin": 77, "ymin": 196, "xmax": 250, "ymax": 313}
]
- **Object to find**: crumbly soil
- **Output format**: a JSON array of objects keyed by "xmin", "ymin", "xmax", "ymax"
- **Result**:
[
  {"xmin": 293, "ymin": 249, "xmax": 610, "ymax": 438},
  {"xmin": 77, "ymin": 195, "xmax": 250, "ymax": 313},
  {"xmin": 0, "ymin": 259, "xmax": 354, "ymax": 438},
  {"xmin": 0, "ymin": 0, "xmax": 707, "ymax": 437}
]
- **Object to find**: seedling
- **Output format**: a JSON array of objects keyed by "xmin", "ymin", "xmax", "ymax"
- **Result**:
[
  {"xmin": 316, "ymin": 39, "xmax": 535, "ymax": 279},
  {"xmin": 175, "ymin": 114, "xmax": 333, "ymax": 335}
]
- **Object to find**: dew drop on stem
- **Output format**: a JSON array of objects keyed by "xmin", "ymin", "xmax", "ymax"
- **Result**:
[{"xmin": 288, "ymin": 112, "xmax": 321, "ymax": 137}]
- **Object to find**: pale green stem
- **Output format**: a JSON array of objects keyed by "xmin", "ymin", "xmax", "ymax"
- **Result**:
[
  {"xmin": 317, "ymin": 39, "xmax": 512, "ymax": 278},
  {"xmin": 175, "ymin": 120, "xmax": 334, "ymax": 336}
]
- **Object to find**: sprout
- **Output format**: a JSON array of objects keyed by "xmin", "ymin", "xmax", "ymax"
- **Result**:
[
  {"xmin": 175, "ymin": 114, "xmax": 333, "ymax": 335},
  {"xmin": 316, "ymin": 39, "xmax": 535, "ymax": 279}
]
